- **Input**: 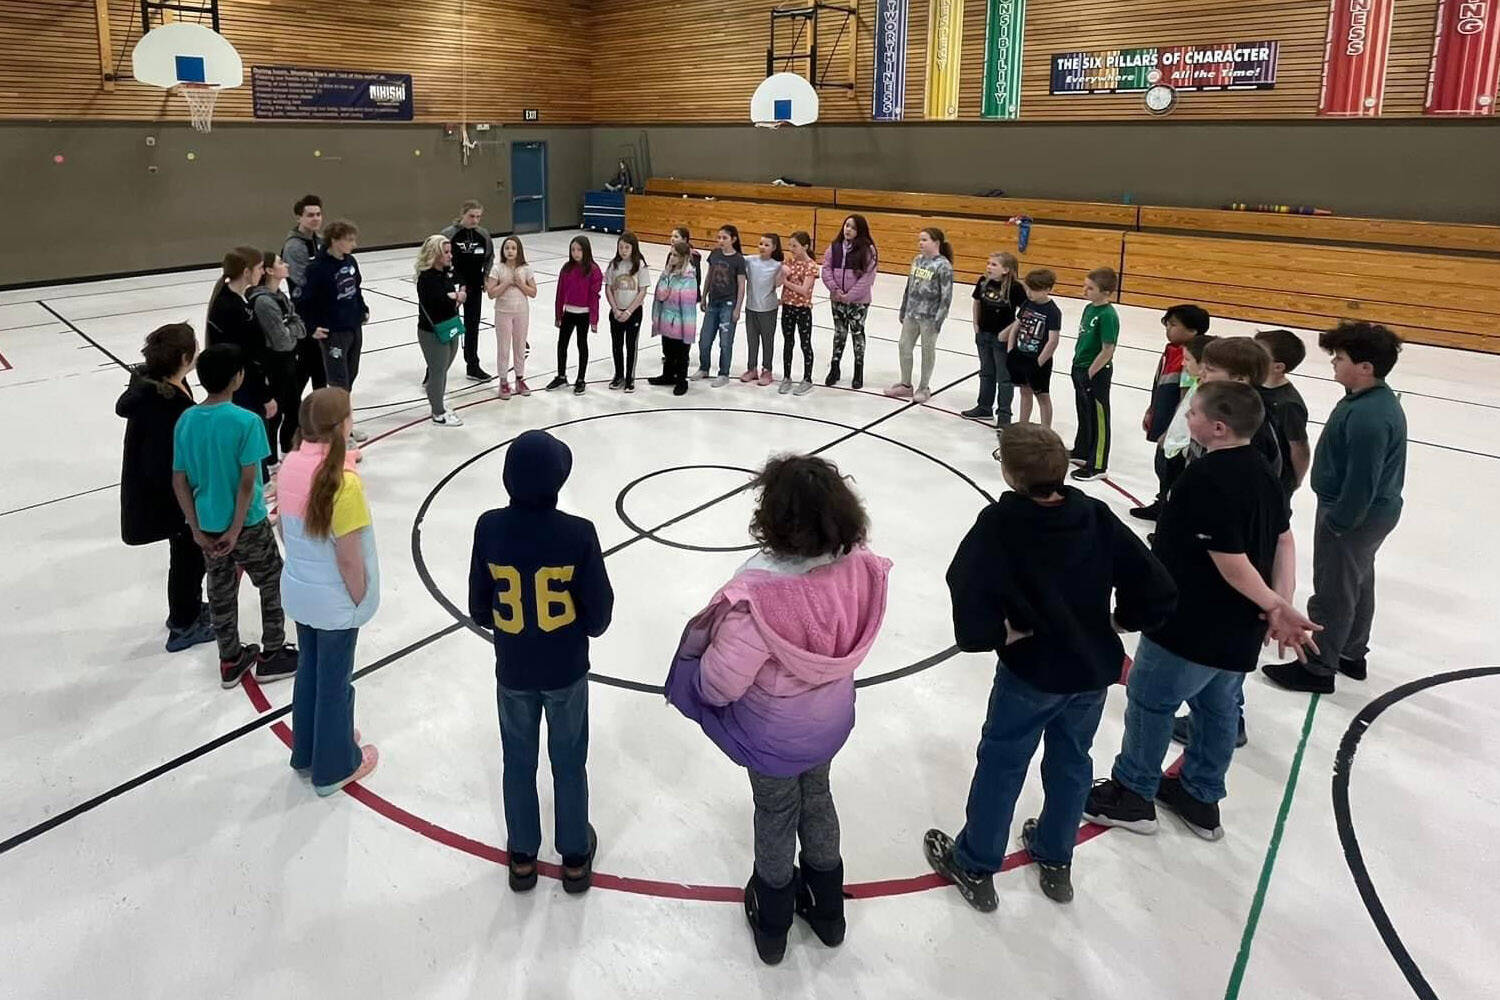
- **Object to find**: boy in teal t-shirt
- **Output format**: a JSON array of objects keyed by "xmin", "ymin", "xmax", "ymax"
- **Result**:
[
  {"xmin": 1069, "ymin": 268, "xmax": 1121, "ymax": 481},
  {"xmin": 172, "ymin": 344, "xmax": 297, "ymax": 688}
]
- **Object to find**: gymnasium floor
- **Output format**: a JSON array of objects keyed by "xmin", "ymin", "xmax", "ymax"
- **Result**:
[{"xmin": 1, "ymin": 230, "xmax": 1496, "ymax": 999}]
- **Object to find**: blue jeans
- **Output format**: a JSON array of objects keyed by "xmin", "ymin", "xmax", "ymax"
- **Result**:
[
  {"xmin": 497, "ymin": 675, "xmax": 590, "ymax": 863},
  {"xmin": 697, "ymin": 300, "xmax": 737, "ymax": 377},
  {"xmin": 288, "ymin": 623, "xmax": 361, "ymax": 787},
  {"xmin": 1112, "ymin": 636, "xmax": 1245, "ymax": 804},
  {"xmin": 953, "ymin": 666, "xmax": 1107, "ymax": 871}
]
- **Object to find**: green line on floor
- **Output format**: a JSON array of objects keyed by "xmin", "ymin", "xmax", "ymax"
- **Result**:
[{"xmin": 1223, "ymin": 693, "xmax": 1322, "ymax": 1000}]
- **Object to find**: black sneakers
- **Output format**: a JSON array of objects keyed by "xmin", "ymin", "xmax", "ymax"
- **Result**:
[
  {"xmin": 960, "ymin": 406, "xmax": 993, "ymax": 423},
  {"xmin": 1263, "ymin": 660, "xmax": 1336, "ymax": 694},
  {"xmin": 1020, "ymin": 819, "xmax": 1073, "ymax": 904},
  {"xmin": 1170, "ymin": 712, "xmax": 1249, "ymax": 748},
  {"xmin": 1338, "ymin": 656, "xmax": 1368, "ymax": 681},
  {"xmin": 254, "ymin": 644, "xmax": 299, "ymax": 684},
  {"xmin": 466, "ymin": 365, "xmax": 495, "ymax": 383},
  {"xmin": 544, "ymin": 375, "xmax": 569, "ymax": 391},
  {"xmin": 561, "ymin": 824, "xmax": 598, "ymax": 895},
  {"xmin": 923, "ymin": 828, "xmax": 997, "ymax": 912},
  {"xmin": 508, "ymin": 852, "xmax": 538, "ymax": 893},
  {"xmin": 1070, "ymin": 467, "xmax": 1108, "ymax": 482},
  {"xmin": 1156, "ymin": 776, "xmax": 1224, "ymax": 841},
  {"xmin": 1129, "ymin": 500, "xmax": 1161, "ymax": 521},
  {"xmin": 219, "ymin": 644, "xmax": 260, "ymax": 689},
  {"xmin": 1083, "ymin": 778, "xmax": 1159, "ymax": 834}
]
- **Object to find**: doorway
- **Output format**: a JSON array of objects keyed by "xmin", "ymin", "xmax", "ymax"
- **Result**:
[{"xmin": 510, "ymin": 141, "xmax": 548, "ymax": 234}]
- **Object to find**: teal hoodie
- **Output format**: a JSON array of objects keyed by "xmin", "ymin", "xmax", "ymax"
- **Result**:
[{"xmin": 1310, "ymin": 382, "xmax": 1406, "ymax": 533}]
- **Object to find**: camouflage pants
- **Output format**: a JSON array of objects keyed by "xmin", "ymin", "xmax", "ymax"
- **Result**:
[
  {"xmin": 829, "ymin": 302, "xmax": 868, "ymax": 369},
  {"xmin": 204, "ymin": 519, "xmax": 286, "ymax": 660}
]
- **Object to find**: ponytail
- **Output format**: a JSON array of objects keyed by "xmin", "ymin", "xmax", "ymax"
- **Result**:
[
  {"xmin": 301, "ymin": 388, "xmax": 353, "ymax": 539},
  {"xmin": 922, "ymin": 227, "xmax": 954, "ymax": 264}
]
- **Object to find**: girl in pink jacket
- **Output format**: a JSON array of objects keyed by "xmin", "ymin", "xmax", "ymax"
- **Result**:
[
  {"xmin": 820, "ymin": 214, "xmax": 879, "ymax": 389},
  {"xmin": 548, "ymin": 236, "xmax": 602, "ymax": 394},
  {"xmin": 665, "ymin": 455, "xmax": 891, "ymax": 966}
]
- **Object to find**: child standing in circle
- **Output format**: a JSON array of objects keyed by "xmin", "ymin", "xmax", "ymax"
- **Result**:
[
  {"xmin": 487, "ymin": 236, "xmax": 537, "ymax": 399},
  {"xmin": 963, "ymin": 252, "xmax": 1027, "ymax": 428},
  {"xmin": 821, "ymin": 214, "xmax": 878, "ymax": 388},
  {"xmin": 550, "ymin": 236, "xmax": 603, "ymax": 394},
  {"xmin": 206, "ymin": 246, "xmax": 271, "ymax": 425},
  {"xmin": 886, "ymin": 227, "xmax": 954, "ymax": 403},
  {"xmin": 303, "ymin": 220, "xmax": 371, "ymax": 440},
  {"xmin": 248, "ymin": 251, "xmax": 308, "ymax": 462},
  {"xmin": 604, "ymin": 232, "xmax": 651, "ymax": 393},
  {"xmin": 778, "ymin": 231, "xmax": 818, "ymax": 396},
  {"xmin": 697, "ymin": 225, "xmax": 748, "ymax": 387},
  {"xmin": 414, "ymin": 234, "xmax": 466, "ymax": 427},
  {"xmin": 666, "ymin": 455, "xmax": 891, "ymax": 966},
  {"xmin": 742, "ymin": 233, "xmax": 785, "ymax": 386},
  {"xmin": 671, "ymin": 226, "xmax": 703, "ymax": 290},
  {"xmin": 441, "ymin": 200, "xmax": 496, "ymax": 382},
  {"xmin": 1004, "ymin": 269, "xmax": 1063, "ymax": 433},
  {"xmin": 118, "ymin": 322, "xmax": 212, "ymax": 652},
  {"xmin": 278, "ymin": 387, "xmax": 381, "ymax": 796},
  {"xmin": 649, "ymin": 240, "xmax": 699, "ymax": 396},
  {"xmin": 1069, "ymin": 267, "xmax": 1121, "ymax": 483}
]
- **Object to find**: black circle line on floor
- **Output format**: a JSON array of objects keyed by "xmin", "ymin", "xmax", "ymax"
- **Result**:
[
  {"xmin": 409, "ymin": 396, "xmax": 991, "ymax": 696},
  {"xmin": 615, "ymin": 463, "xmax": 760, "ymax": 553},
  {"xmin": 1332, "ymin": 665, "xmax": 1500, "ymax": 1000}
]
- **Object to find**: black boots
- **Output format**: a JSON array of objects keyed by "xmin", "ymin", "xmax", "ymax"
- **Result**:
[
  {"xmin": 744, "ymin": 872, "xmax": 797, "ymax": 965},
  {"xmin": 850, "ymin": 362, "xmax": 863, "ymax": 390},
  {"xmin": 824, "ymin": 362, "xmax": 841, "ymax": 386},
  {"xmin": 794, "ymin": 859, "xmax": 847, "ymax": 946}
]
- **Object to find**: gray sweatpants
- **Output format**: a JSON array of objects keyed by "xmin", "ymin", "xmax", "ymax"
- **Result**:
[
  {"xmin": 748, "ymin": 762, "xmax": 840, "ymax": 889},
  {"xmin": 898, "ymin": 317, "xmax": 940, "ymax": 390},
  {"xmin": 745, "ymin": 308, "xmax": 779, "ymax": 372},
  {"xmin": 418, "ymin": 327, "xmax": 460, "ymax": 416},
  {"xmin": 1305, "ymin": 504, "xmax": 1399, "ymax": 677}
]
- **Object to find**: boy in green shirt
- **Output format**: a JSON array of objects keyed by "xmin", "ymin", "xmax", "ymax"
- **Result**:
[
  {"xmin": 172, "ymin": 344, "xmax": 298, "ymax": 689},
  {"xmin": 1070, "ymin": 268, "xmax": 1121, "ymax": 481}
]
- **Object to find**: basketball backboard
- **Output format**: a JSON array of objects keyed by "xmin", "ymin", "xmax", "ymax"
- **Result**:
[
  {"xmin": 131, "ymin": 22, "xmax": 243, "ymax": 89},
  {"xmin": 751, "ymin": 72, "xmax": 820, "ymax": 127}
]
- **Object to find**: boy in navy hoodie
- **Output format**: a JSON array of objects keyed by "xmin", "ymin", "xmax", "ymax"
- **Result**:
[
  {"xmin": 302, "ymin": 220, "xmax": 369, "ymax": 439},
  {"xmin": 926, "ymin": 424, "xmax": 1176, "ymax": 909},
  {"xmin": 468, "ymin": 429, "xmax": 614, "ymax": 894}
]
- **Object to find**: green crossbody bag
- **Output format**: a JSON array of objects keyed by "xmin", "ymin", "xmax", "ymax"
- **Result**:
[{"xmin": 421, "ymin": 299, "xmax": 466, "ymax": 344}]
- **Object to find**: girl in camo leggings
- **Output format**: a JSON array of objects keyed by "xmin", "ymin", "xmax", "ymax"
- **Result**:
[{"xmin": 819, "ymin": 214, "xmax": 878, "ymax": 389}]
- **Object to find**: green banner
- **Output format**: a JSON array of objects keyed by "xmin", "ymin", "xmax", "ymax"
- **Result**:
[{"xmin": 981, "ymin": 0, "xmax": 1026, "ymax": 119}]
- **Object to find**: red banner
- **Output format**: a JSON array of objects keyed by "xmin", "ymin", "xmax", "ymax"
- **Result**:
[
  {"xmin": 1425, "ymin": 0, "xmax": 1500, "ymax": 114},
  {"xmin": 1319, "ymin": 0, "xmax": 1395, "ymax": 116}
]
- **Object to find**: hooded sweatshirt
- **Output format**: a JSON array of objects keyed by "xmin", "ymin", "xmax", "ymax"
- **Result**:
[
  {"xmin": 946, "ymin": 488, "xmax": 1177, "ymax": 693},
  {"xmin": 282, "ymin": 227, "xmax": 323, "ymax": 302},
  {"xmin": 247, "ymin": 285, "xmax": 306, "ymax": 353},
  {"xmin": 665, "ymin": 546, "xmax": 891, "ymax": 777},
  {"xmin": 467, "ymin": 430, "xmax": 615, "ymax": 691},
  {"xmin": 302, "ymin": 250, "xmax": 368, "ymax": 335},
  {"xmin": 116, "ymin": 369, "xmax": 194, "ymax": 546},
  {"xmin": 440, "ymin": 223, "xmax": 494, "ymax": 286},
  {"xmin": 820, "ymin": 239, "xmax": 879, "ymax": 305}
]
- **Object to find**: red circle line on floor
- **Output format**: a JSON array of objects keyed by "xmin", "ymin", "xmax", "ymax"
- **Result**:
[{"xmin": 244, "ymin": 377, "xmax": 1163, "ymax": 902}]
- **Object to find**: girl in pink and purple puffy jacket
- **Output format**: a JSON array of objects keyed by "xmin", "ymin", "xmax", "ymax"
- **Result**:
[{"xmin": 665, "ymin": 454, "xmax": 890, "ymax": 965}]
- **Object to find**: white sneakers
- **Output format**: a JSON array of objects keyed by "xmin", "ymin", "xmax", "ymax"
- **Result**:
[{"xmin": 431, "ymin": 411, "xmax": 464, "ymax": 427}]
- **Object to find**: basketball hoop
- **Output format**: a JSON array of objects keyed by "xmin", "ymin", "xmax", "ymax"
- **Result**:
[
  {"xmin": 172, "ymin": 82, "xmax": 221, "ymax": 132},
  {"xmin": 754, "ymin": 120, "xmax": 789, "ymax": 129}
]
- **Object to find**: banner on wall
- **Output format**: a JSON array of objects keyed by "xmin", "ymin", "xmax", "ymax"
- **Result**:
[
  {"xmin": 252, "ymin": 66, "xmax": 413, "ymax": 120},
  {"xmin": 872, "ymin": 0, "xmax": 910, "ymax": 121},
  {"xmin": 924, "ymin": 0, "xmax": 965, "ymax": 119},
  {"xmin": 1318, "ymin": 0, "xmax": 1395, "ymax": 116},
  {"xmin": 981, "ymin": 0, "xmax": 1026, "ymax": 119},
  {"xmin": 1424, "ymin": 0, "xmax": 1500, "ymax": 115},
  {"xmin": 1049, "ymin": 41, "xmax": 1279, "ymax": 94}
]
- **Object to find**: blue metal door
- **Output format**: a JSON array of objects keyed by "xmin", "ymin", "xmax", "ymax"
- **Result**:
[{"xmin": 511, "ymin": 142, "xmax": 548, "ymax": 234}]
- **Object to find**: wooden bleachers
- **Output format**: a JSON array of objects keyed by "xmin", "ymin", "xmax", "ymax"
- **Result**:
[
  {"xmin": 625, "ymin": 193, "xmax": 817, "ymax": 252},
  {"xmin": 1120, "ymin": 232, "xmax": 1500, "ymax": 353},
  {"xmin": 1138, "ymin": 206, "xmax": 1500, "ymax": 255},
  {"xmin": 825, "ymin": 208, "xmax": 1125, "ymax": 297},
  {"xmin": 836, "ymin": 188, "xmax": 1138, "ymax": 228},
  {"xmin": 646, "ymin": 177, "xmax": 835, "ymax": 206},
  {"xmin": 625, "ymin": 178, "xmax": 1500, "ymax": 352}
]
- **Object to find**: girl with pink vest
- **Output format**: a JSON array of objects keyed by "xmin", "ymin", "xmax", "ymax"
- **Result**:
[
  {"xmin": 820, "ymin": 214, "xmax": 879, "ymax": 389},
  {"xmin": 665, "ymin": 455, "xmax": 891, "ymax": 966}
]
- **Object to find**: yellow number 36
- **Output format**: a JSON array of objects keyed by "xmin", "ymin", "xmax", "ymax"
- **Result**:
[{"xmin": 488, "ymin": 564, "xmax": 577, "ymax": 634}]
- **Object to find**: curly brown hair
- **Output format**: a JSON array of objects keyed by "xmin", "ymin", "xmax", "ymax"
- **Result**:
[{"xmin": 749, "ymin": 454, "xmax": 869, "ymax": 559}]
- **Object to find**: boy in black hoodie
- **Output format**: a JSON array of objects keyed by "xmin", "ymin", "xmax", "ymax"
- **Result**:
[
  {"xmin": 926, "ymin": 425, "xmax": 1176, "ymax": 910},
  {"xmin": 302, "ymin": 220, "xmax": 370, "ymax": 439},
  {"xmin": 468, "ymin": 429, "xmax": 614, "ymax": 894}
]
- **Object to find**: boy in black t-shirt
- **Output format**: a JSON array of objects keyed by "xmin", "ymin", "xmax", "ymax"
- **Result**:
[
  {"xmin": 1254, "ymin": 329, "xmax": 1311, "ymax": 500},
  {"xmin": 996, "ymin": 270, "xmax": 1063, "ymax": 459},
  {"xmin": 1084, "ymin": 382, "xmax": 1317, "ymax": 841}
]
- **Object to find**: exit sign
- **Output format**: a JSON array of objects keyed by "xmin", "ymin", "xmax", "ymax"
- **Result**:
[{"xmin": 523, "ymin": 108, "xmax": 539, "ymax": 122}]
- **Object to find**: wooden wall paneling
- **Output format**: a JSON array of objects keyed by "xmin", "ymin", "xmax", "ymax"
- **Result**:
[
  {"xmin": 1138, "ymin": 206, "xmax": 1500, "ymax": 254},
  {"xmin": 625, "ymin": 193, "xmax": 818, "ymax": 250},
  {"xmin": 646, "ymin": 178, "xmax": 837, "ymax": 205},
  {"xmin": 836, "ymin": 187, "xmax": 1138, "ymax": 226}
]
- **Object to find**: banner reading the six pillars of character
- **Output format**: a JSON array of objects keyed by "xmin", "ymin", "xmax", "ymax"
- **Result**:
[
  {"xmin": 872, "ymin": 0, "xmax": 910, "ymax": 121},
  {"xmin": 1424, "ymin": 0, "xmax": 1500, "ymax": 115},
  {"xmin": 981, "ymin": 0, "xmax": 1026, "ymax": 119}
]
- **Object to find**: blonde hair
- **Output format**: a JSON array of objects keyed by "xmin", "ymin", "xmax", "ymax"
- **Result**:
[
  {"xmin": 667, "ymin": 239, "xmax": 693, "ymax": 274},
  {"xmin": 989, "ymin": 251, "xmax": 1019, "ymax": 299},
  {"xmin": 415, "ymin": 234, "xmax": 450, "ymax": 276}
]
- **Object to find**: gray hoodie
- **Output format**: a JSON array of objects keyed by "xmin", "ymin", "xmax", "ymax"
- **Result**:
[
  {"xmin": 247, "ymin": 285, "xmax": 307, "ymax": 353},
  {"xmin": 282, "ymin": 227, "xmax": 323, "ymax": 301},
  {"xmin": 898, "ymin": 253, "xmax": 955, "ymax": 326}
]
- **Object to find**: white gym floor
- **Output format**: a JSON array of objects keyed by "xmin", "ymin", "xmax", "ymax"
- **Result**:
[{"xmin": 1, "ymin": 230, "xmax": 1497, "ymax": 999}]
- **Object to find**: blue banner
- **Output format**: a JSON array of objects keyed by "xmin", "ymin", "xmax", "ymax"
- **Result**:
[
  {"xmin": 251, "ymin": 66, "xmax": 413, "ymax": 121},
  {"xmin": 872, "ymin": 0, "xmax": 909, "ymax": 121}
]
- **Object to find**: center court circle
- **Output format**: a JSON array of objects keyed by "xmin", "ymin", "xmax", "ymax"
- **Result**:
[
  {"xmin": 615, "ymin": 464, "xmax": 760, "ymax": 553},
  {"xmin": 410, "ymin": 406, "xmax": 996, "ymax": 694}
]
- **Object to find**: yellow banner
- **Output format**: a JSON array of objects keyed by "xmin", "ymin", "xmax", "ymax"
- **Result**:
[{"xmin": 924, "ymin": 0, "xmax": 965, "ymax": 119}]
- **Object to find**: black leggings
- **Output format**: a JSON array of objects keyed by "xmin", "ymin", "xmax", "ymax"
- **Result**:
[
  {"xmin": 166, "ymin": 525, "xmax": 206, "ymax": 630},
  {"xmin": 557, "ymin": 312, "xmax": 590, "ymax": 382},
  {"xmin": 610, "ymin": 307, "xmax": 643, "ymax": 382},
  {"xmin": 461, "ymin": 277, "xmax": 484, "ymax": 367},
  {"xmin": 781, "ymin": 305, "xmax": 813, "ymax": 381},
  {"xmin": 265, "ymin": 349, "xmax": 301, "ymax": 458}
]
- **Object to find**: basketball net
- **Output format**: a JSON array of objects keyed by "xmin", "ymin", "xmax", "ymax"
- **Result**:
[{"xmin": 172, "ymin": 82, "xmax": 220, "ymax": 132}]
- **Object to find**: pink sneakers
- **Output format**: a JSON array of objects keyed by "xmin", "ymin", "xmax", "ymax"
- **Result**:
[
  {"xmin": 499, "ymin": 381, "xmax": 512, "ymax": 400},
  {"xmin": 740, "ymin": 369, "xmax": 759, "ymax": 383},
  {"xmin": 758, "ymin": 370, "xmax": 774, "ymax": 387},
  {"xmin": 884, "ymin": 383, "xmax": 914, "ymax": 399},
  {"xmin": 515, "ymin": 378, "xmax": 532, "ymax": 397},
  {"xmin": 315, "ymin": 745, "xmax": 379, "ymax": 797}
]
